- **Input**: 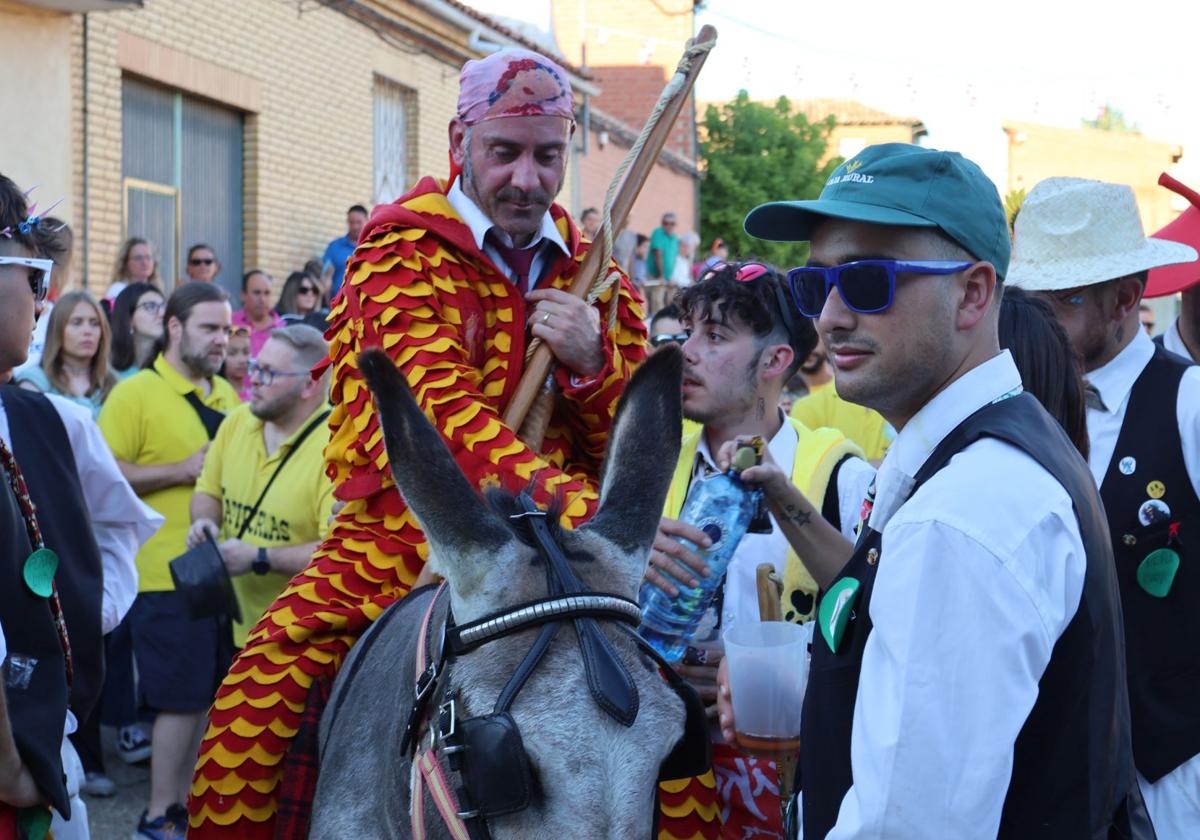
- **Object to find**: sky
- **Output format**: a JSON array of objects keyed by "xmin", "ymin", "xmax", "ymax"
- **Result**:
[{"xmin": 462, "ymin": 0, "xmax": 1200, "ymax": 189}]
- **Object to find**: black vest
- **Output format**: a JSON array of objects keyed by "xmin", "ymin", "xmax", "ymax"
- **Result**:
[
  {"xmin": 801, "ymin": 393, "xmax": 1142, "ymax": 839},
  {"xmin": 2, "ymin": 387, "xmax": 105, "ymax": 721},
  {"xmin": 1097, "ymin": 344, "xmax": 1200, "ymax": 782},
  {"xmin": 0, "ymin": 452, "xmax": 70, "ymax": 817}
]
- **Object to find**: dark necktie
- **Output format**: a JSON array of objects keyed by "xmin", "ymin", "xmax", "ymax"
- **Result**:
[
  {"xmin": 1084, "ymin": 383, "xmax": 1107, "ymax": 412},
  {"xmin": 487, "ymin": 233, "xmax": 538, "ymax": 293}
]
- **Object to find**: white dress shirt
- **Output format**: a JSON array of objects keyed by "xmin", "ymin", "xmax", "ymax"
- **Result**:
[
  {"xmin": 829, "ymin": 351, "xmax": 1088, "ymax": 837},
  {"xmin": 1083, "ymin": 327, "xmax": 1200, "ymax": 838},
  {"xmin": 0, "ymin": 392, "xmax": 161, "ymax": 634},
  {"xmin": 1161, "ymin": 318, "xmax": 1197, "ymax": 363},
  {"xmin": 445, "ymin": 177, "xmax": 571, "ymax": 287},
  {"xmin": 692, "ymin": 414, "xmax": 874, "ymax": 634}
]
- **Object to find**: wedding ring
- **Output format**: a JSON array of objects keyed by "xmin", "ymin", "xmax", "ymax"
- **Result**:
[{"xmin": 541, "ymin": 312, "xmax": 551, "ymax": 324}]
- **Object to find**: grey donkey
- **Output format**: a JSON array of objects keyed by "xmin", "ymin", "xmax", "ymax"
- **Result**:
[{"xmin": 311, "ymin": 345, "xmax": 688, "ymax": 839}]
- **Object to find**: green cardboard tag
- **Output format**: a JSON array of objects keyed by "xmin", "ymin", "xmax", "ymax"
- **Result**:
[
  {"xmin": 819, "ymin": 577, "xmax": 861, "ymax": 654},
  {"xmin": 22, "ymin": 548, "xmax": 58, "ymax": 598},
  {"xmin": 1137, "ymin": 548, "xmax": 1180, "ymax": 598},
  {"xmin": 18, "ymin": 804, "xmax": 52, "ymax": 840}
]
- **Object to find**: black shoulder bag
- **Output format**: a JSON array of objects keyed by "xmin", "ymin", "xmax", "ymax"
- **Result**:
[{"xmin": 169, "ymin": 409, "xmax": 330, "ymax": 620}]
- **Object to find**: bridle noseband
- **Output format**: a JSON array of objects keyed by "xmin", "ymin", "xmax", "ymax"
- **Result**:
[{"xmin": 398, "ymin": 492, "xmax": 710, "ymax": 840}]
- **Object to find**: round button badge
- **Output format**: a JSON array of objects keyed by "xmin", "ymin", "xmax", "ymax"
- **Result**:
[
  {"xmin": 1118, "ymin": 457, "xmax": 1136, "ymax": 475},
  {"xmin": 1146, "ymin": 481, "xmax": 1166, "ymax": 499},
  {"xmin": 1138, "ymin": 499, "xmax": 1171, "ymax": 528}
]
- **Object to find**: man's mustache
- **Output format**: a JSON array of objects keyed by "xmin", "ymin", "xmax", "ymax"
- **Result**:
[{"xmin": 496, "ymin": 187, "xmax": 550, "ymax": 206}]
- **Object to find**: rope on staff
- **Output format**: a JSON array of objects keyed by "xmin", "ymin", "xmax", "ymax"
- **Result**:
[{"xmin": 524, "ymin": 35, "xmax": 718, "ymax": 364}]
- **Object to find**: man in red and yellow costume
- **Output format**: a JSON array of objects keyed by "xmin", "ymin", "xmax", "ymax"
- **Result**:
[{"xmin": 188, "ymin": 48, "xmax": 646, "ymax": 838}]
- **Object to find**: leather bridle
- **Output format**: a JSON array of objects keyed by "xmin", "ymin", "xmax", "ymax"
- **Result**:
[{"xmin": 395, "ymin": 492, "xmax": 710, "ymax": 840}]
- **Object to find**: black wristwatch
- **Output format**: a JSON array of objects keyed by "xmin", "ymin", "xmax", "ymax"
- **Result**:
[{"xmin": 252, "ymin": 547, "xmax": 271, "ymax": 576}]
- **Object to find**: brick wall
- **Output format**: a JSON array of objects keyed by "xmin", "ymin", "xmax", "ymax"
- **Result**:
[
  {"xmin": 576, "ymin": 123, "xmax": 696, "ymax": 241},
  {"xmin": 72, "ymin": 0, "xmax": 522, "ymax": 296}
]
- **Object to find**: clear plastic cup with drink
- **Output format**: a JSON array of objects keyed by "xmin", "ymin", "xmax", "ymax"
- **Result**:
[{"xmin": 723, "ymin": 620, "xmax": 809, "ymax": 760}]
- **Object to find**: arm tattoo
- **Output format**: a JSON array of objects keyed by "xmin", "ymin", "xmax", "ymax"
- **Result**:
[{"xmin": 780, "ymin": 502, "xmax": 812, "ymax": 528}]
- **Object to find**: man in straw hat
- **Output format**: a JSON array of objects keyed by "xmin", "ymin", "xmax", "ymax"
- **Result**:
[
  {"xmin": 1145, "ymin": 173, "xmax": 1200, "ymax": 363},
  {"xmin": 1010, "ymin": 176, "xmax": 1200, "ymax": 838},
  {"xmin": 186, "ymin": 47, "xmax": 647, "ymax": 838},
  {"xmin": 718, "ymin": 143, "xmax": 1144, "ymax": 837}
]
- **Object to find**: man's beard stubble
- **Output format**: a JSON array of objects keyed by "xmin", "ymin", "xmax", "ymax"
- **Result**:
[{"xmin": 180, "ymin": 335, "xmax": 223, "ymax": 379}]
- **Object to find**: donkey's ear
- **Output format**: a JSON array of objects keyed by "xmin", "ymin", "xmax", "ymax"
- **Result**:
[
  {"xmin": 584, "ymin": 346, "xmax": 683, "ymax": 554},
  {"xmin": 358, "ymin": 350, "xmax": 511, "ymax": 595}
]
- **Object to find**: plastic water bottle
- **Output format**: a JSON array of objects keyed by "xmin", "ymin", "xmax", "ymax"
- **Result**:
[{"xmin": 639, "ymin": 439, "xmax": 765, "ymax": 662}]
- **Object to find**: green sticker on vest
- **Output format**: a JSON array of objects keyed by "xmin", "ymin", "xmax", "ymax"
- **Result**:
[
  {"xmin": 22, "ymin": 548, "xmax": 58, "ymax": 598},
  {"xmin": 819, "ymin": 577, "xmax": 861, "ymax": 654},
  {"xmin": 1137, "ymin": 548, "xmax": 1180, "ymax": 598}
]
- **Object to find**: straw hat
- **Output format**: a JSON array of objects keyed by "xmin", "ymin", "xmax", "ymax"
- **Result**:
[
  {"xmin": 1007, "ymin": 177, "xmax": 1197, "ymax": 292},
  {"xmin": 1145, "ymin": 173, "xmax": 1200, "ymax": 298}
]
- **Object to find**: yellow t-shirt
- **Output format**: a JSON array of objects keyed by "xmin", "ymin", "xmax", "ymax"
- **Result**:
[
  {"xmin": 195, "ymin": 402, "xmax": 334, "ymax": 644},
  {"xmin": 98, "ymin": 354, "xmax": 241, "ymax": 592},
  {"xmin": 789, "ymin": 381, "xmax": 895, "ymax": 463}
]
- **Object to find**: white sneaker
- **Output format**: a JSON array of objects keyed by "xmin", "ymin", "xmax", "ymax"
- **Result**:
[{"xmin": 82, "ymin": 771, "xmax": 117, "ymax": 797}]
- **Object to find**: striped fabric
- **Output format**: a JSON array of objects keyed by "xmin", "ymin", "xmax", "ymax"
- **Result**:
[{"xmin": 187, "ymin": 176, "xmax": 647, "ymax": 837}]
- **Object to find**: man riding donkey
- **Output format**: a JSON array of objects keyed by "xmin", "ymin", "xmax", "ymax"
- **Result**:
[{"xmin": 188, "ymin": 48, "xmax": 648, "ymax": 837}]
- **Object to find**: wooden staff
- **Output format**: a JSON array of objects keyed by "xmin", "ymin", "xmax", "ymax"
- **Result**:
[
  {"xmin": 503, "ymin": 25, "xmax": 718, "ymax": 446},
  {"xmin": 755, "ymin": 563, "xmax": 799, "ymax": 829}
]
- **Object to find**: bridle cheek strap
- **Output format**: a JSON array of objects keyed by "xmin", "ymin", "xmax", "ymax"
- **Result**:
[{"xmin": 410, "ymin": 585, "xmax": 472, "ymax": 840}]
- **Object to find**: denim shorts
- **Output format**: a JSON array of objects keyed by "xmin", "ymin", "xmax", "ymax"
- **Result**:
[{"xmin": 128, "ymin": 590, "xmax": 233, "ymax": 713}]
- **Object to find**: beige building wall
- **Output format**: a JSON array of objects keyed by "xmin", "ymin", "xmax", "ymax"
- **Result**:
[
  {"xmin": 552, "ymin": 0, "xmax": 693, "ymax": 70},
  {"xmin": 1004, "ymin": 121, "xmax": 1184, "ymax": 233},
  {"xmin": 826, "ymin": 124, "xmax": 920, "ymax": 163},
  {"xmin": 0, "ymin": 1, "xmax": 76, "ymax": 261}
]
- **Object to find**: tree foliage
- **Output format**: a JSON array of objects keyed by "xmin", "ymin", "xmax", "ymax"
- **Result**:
[
  {"xmin": 1004, "ymin": 187, "xmax": 1026, "ymax": 233},
  {"xmin": 1082, "ymin": 104, "xmax": 1138, "ymax": 133},
  {"xmin": 698, "ymin": 91, "xmax": 841, "ymax": 268}
]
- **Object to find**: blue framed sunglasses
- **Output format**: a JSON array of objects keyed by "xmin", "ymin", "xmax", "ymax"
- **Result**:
[{"xmin": 786, "ymin": 259, "xmax": 974, "ymax": 317}]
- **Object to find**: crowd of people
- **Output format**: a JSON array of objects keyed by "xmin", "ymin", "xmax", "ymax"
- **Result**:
[{"xmin": 0, "ymin": 42, "xmax": 1197, "ymax": 840}]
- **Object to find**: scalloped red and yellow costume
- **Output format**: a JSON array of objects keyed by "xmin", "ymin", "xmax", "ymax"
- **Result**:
[{"xmin": 187, "ymin": 176, "xmax": 646, "ymax": 837}]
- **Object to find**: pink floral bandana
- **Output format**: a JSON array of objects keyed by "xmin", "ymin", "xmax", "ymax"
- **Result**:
[{"xmin": 457, "ymin": 48, "xmax": 574, "ymax": 126}]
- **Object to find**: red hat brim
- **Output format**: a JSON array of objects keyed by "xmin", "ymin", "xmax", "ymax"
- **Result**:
[{"xmin": 1147, "ymin": 174, "xmax": 1200, "ymax": 298}]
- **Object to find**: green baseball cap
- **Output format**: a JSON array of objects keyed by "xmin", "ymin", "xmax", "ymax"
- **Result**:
[{"xmin": 744, "ymin": 143, "xmax": 1010, "ymax": 278}]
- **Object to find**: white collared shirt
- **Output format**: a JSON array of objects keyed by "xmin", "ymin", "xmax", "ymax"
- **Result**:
[
  {"xmin": 1162, "ymin": 317, "xmax": 1197, "ymax": 363},
  {"xmin": 691, "ymin": 415, "xmax": 873, "ymax": 636},
  {"xmin": 0, "ymin": 393, "xmax": 161, "ymax": 634},
  {"xmin": 1084, "ymin": 326, "xmax": 1200, "ymax": 498},
  {"xmin": 830, "ymin": 351, "xmax": 1088, "ymax": 837},
  {"xmin": 445, "ymin": 177, "xmax": 570, "ymax": 287}
]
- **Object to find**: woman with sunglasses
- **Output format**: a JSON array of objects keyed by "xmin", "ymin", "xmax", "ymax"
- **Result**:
[
  {"xmin": 184, "ymin": 244, "xmax": 220, "ymax": 284},
  {"xmin": 105, "ymin": 237, "xmax": 159, "ymax": 302},
  {"xmin": 278, "ymin": 271, "xmax": 330, "ymax": 330},
  {"xmin": 109, "ymin": 282, "xmax": 166, "ymax": 378},
  {"xmin": 15, "ymin": 290, "xmax": 118, "ymax": 418}
]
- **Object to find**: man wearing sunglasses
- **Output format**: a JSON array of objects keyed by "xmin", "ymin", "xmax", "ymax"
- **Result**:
[
  {"xmin": 645, "ymin": 262, "xmax": 872, "ymax": 840},
  {"xmin": 1010, "ymin": 176, "xmax": 1200, "ymax": 838},
  {"xmin": 716, "ymin": 143, "xmax": 1143, "ymax": 837}
]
